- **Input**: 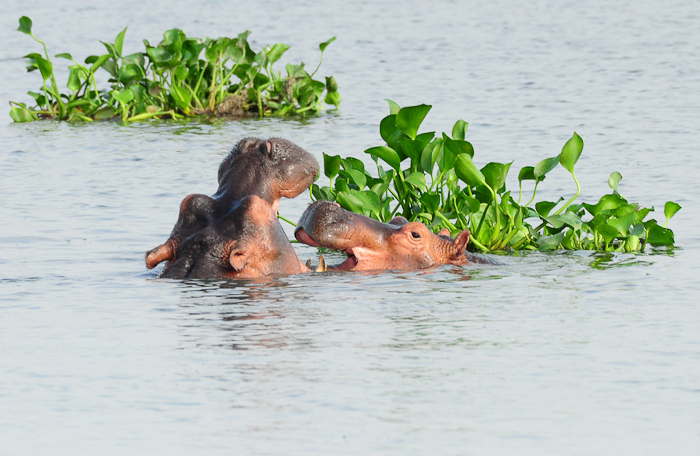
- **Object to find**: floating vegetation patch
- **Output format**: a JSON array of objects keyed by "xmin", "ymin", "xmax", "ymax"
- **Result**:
[
  {"xmin": 310, "ymin": 101, "xmax": 681, "ymax": 253},
  {"xmin": 10, "ymin": 16, "xmax": 340, "ymax": 123}
]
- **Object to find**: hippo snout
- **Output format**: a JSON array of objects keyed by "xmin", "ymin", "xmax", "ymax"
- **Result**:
[{"xmin": 295, "ymin": 201, "xmax": 350, "ymax": 246}]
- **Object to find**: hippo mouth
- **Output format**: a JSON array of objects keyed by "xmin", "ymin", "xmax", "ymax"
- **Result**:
[{"xmin": 294, "ymin": 227, "xmax": 360, "ymax": 271}]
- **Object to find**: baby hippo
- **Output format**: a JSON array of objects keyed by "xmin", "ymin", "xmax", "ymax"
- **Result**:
[
  {"xmin": 146, "ymin": 137, "xmax": 318, "ymax": 278},
  {"xmin": 158, "ymin": 195, "xmax": 306, "ymax": 279},
  {"xmin": 295, "ymin": 201, "xmax": 490, "ymax": 271}
]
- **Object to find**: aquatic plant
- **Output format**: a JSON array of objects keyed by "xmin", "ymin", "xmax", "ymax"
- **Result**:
[
  {"xmin": 310, "ymin": 101, "xmax": 681, "ymax": 253},
  {"xmin": 9, "ymin": 17, "xmax": 340, "ymax": 122}
]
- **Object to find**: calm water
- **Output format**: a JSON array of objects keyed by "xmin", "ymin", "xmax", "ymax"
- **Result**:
[{"xmin": 1, "ymin": 1, "xmax": 699, "ymax": 454}]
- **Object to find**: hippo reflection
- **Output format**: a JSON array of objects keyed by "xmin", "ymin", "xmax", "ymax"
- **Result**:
[
  {"xmin": 295, "ymin": 200, "xmax": 493, "ymax": 271},
  {"xmin": 146, "ymin": 138, "xmax": 318, "ymax": 279}
]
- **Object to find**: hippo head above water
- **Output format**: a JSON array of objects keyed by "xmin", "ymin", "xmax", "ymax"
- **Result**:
[
  {"xmin": 156, "ymin": 195, "xmax": 306, "ymax": 279},
  {"xmin": 146, "ymin": 137, "xmax": 318, "ymax": 279},
  {"xmin": 215, "ymin": 137, "xmax": 319, "ymax": 214},
  {"xmin": 294, "ymin": 201, "xmax": 486, "ymax": 272}
]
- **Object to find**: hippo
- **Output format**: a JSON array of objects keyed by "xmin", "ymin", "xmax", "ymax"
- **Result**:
[
  {"xmin": 295, "ymin": 200, "xmax": 493, "ymax": 271},
  {"xmin": 146, "ymin": 137, "xmax": 318, "ymax": 278},
  {"xmin": 157, "ymin": 195, "xmax": 307, "ymax": 279}
]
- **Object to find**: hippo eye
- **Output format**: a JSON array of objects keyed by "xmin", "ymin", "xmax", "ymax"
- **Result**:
[{"xmin": 411, "ymin": 232, "xmax": 421, "ymax": 239}]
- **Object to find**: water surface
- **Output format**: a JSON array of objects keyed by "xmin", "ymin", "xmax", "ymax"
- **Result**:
[{"xmin": 1, "ymin": 1, "xmax": 699, "ymax": 454}]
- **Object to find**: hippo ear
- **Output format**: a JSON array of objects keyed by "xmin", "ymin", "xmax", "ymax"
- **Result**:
[
  {"xmin": 226, "ymin": 240, "xmax": 251, "ymax": 271},
  {"xmin": 452, "ymin": 230, "xmax": 471, "ymax": 256},
  {"xmin": 145, "ymin": 242, "xmax": 174, "ymax": 269},
  {"xmin": 388, "ymin": 216, "xmax": 409, "ymax": 227},
  {"xmin": 437, "ymin": 228, "xmax": 451, "ymax": 237}
]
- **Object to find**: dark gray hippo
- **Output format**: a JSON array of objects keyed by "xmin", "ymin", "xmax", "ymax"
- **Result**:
[{"xmin": 146, "ymin": 138, "xmax": 318, "ymax": 279}]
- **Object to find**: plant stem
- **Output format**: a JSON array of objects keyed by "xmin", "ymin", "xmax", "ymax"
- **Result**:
[
  {"xmin": 553, "ymin": 172, "xmax": 581, "ymax": 215},
  {"xmin": 277, "ymin": 214, "xmax": 296, "ymax": 226}
]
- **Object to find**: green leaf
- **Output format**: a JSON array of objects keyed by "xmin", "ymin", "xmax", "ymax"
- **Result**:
[
  {"xmin": 629, "ymin": 223, "xmax": 645, "ymax": 237},
  {"xmin": 583, "ymin": 193, "xmax": 627, "ymax": 216},
  {"xmin": 370, "ymin": 181, "xmax": 390, "ymax": 198},
  {"xmin": 67, "ymin": 69, "xmax": 81, "ymax": 92},
  {"xmin": 444, "ymin": 138, "xmax": 474, "ymax": 159},
  {"xmin": 115, "ymin": 27, "xmax": 127, "ymax": 57},
  {"xmin": 25, "ymin": 53, "xmax": 53, "ymax": 81},
  {"xmin": 420, "ymin": 139, "xmax": 442, "ymax": 175},
  {"xmin": 400, "ymin": 138, "xmax": 423, "ymax": 165},
  {"xmin": 385, "ymin": 99, "xmax": 401, "ymax": 115},
  {"xmin": 90, "ymin": 54, "xmax": 111, "ymax": 73},
  {"xmin": 405, "ymin": 172, "xmax": 427, "ymax": 190},
  {"xmin": 636, "ymin": 207, "xmax": 653, "ymax": 223},
  {"xmin": 560, "ymin": 132, "xmax": 583, "ymax": 174},
  {"xmin": 342, "ymin": 157, "xmax": 365, "ymax": 172},
  {"xmin": 451, "ymin": 119, "xmax": 469, "ymax": 141},
  {"xmin": 173, "ymin": 65, "xmax": 188, "ymax": 81},
  {"xmin": 546, "ymin": 212, "xmax": 582, "ymax": 231},
  {"xmin": 10, "ymin": 106, "xmax": 35, "ymax": 122},
  {"xmin": 647, "ymin": 225, "xmax": 675, "ymax": 246},
  {"xmin": 336, "ymin": 191, "xmax": 364, "ymax": 213},
  {"xmin": 455, "ymin": 154, "xmax": 486, "ymax": 187},
  {"xmin": 18, "ymin": 17, "xmax": 32, "ymax": 35},
  {"xmin": 415, "ymin": 193, "xmax": 438, "ymax": 214},
  {"xmin": 325, "ymin": 75, "xmax": 338, "ymax": 92},
  {"xmin": 55, "ymin": 53, "xmax": 73, "ymax": 60},
  {"xmin": 324, "ymin": 91, "xmax": 341, "ymax": 108},
  {"xmin": 537, "ymin": 232, "xmax": 565, "ymax": 251},
  {"xmin": 147, "ymin": 47, "xmax": 173, "ymax": 64},
  {"xmin": 112, "ymin": 89, "xmax": 134, "ymax": 105},
  {"xmin": 380, "ymin": 114, "xmax": 405, "ymax": 152},
  {"xmin": 365, "ymin": 146, "xmax": 401, "ymax": 171},
  {"xmin": 169, "ymin": 85, "xmax": 191, "ymax": 110},
  {"xmin": 608, "ymin": 171, "xmax": 622, "ymax": 192},
  {"xmin": 396, "ymin": 104, "xmax": 431, "ymax": 140},
  {"xmin": 268, "ymin": 43, "xmax": 291, "ymax": 64},
  {"xmin": 461, "ymin": 196, "xmax": 481, "ymax": 215},
  {"xmin": 518, "ymin": 166, "xmax": 535, "ymax": 183},
  {"xmin": 664, "ymin": 201, "xmax": 681, "ymax": 221},
  {"xmin": 415, "ymin": 132, "xmax": 435, "ymax": 148},
  {"xmin": 94, "ymin": 106, "xmax": 116, "ymax": 120},
  {"xmin": 536, "ymin": 198, "xmax": 564, "ymax": 218},
  {"xmin": 606, "ymin": 211, "xmax": 637, "ymax": 237},
  {"xmin": 101, "ymin": 59, "xmax": 117, "ymax": 77},
  {"xmin": 626, "ymin": 235, "xmax": 641, "ymax": 252},
  {"xmin": 162, "ymin": 29, "xmax": 186, "ymax": 53},
  {"xmin": 339, "ymin": 169, "xmax": 367, "ymax": 189},
  {"xmin": 353, "ymin": 190, "xmax": 381, "ymax": 216},
  {"xmin": 335, "ymin": 177, "xmax": 349, "ymax": 193},
  {"xmin": 598, "ymin": 224, "xmax": 620, "ymax": 245},
  {"xmin": 481, "ymin": 162, "xmax": 512, "ymax": 193},
  {"xmin": 534, "ymin": 156, "xmax": 559, "ymax": 182},
  {"xmin": 319, "ymin": 36, "xmax": 336, "ymax": 52}
]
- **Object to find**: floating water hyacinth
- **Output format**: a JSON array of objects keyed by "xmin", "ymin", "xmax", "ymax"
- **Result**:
[
  {"xmin": 10, "ymin": 16, "xmax": 340, "ymax": 122},
  {"xmin": 310, "ymin": 101, "xmax": 680, "ymax": 253}
]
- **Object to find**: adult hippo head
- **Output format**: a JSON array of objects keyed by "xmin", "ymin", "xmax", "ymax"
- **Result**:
[
  {"xmin": 145, "ymin": 137, "xmax": 318, "ymax": 277},
  {"xmin": 158, "ymin": 195, "xmax": 307, "ymax": 279},
  {"xmin": 214, "ymin": 137, "xmax": 319, "ymax": 214},
  {"xmin": 295, "ymin": 201, "xmax": 491, "ymax": 271}
]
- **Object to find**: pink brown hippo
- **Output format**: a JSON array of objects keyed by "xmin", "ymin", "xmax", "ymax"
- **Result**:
[
  {"xmin": 294, "ymin": 200, "xmax": 494, "ymax": 271},
  {"xmin": 146, "ymin": 137, "xmax": 317, "ymax": 279},
  {"xmin": 157, "ymin": 195, "xmax": 307, "ymax": 279}
]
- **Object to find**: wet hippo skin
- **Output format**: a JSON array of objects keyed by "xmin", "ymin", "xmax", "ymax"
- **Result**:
[
  {"xmin": 146, "ymin": 138, "xmax": 318, "ymax": 278},
  {"xmin": 295, "ymin": 200, "xmax": 494, "ymax": 271},
  {"xmin": 158, "ymin": 195, "xmax": 306, "ymax": 279}
]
